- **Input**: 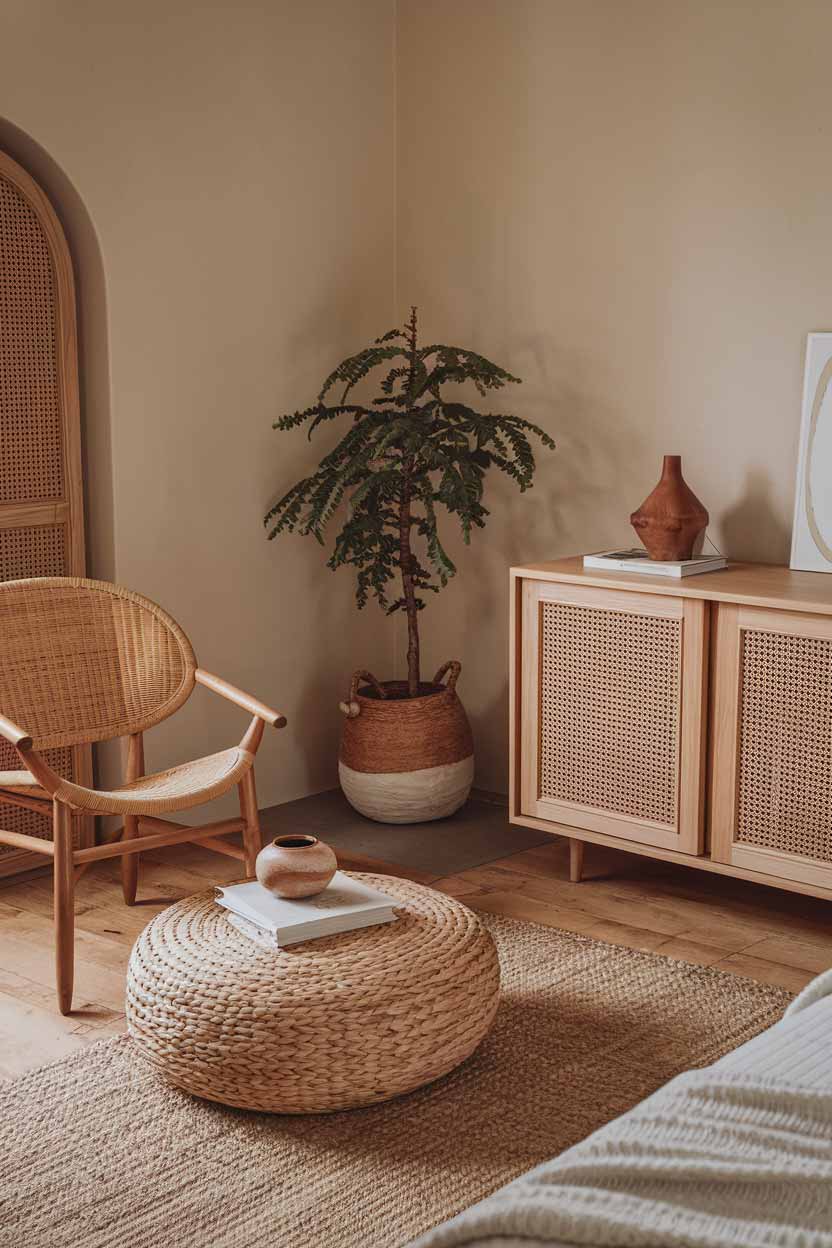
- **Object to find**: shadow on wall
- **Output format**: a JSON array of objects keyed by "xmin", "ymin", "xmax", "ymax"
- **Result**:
[
  {"xmin": 720, "ymin": 467, "xmax": 791, "ymax": 565},
  {"xmin": 409, "ymin": 330, "xmax": 651, "ymax": 794},
  {"xmin": 0, "ymin": 116, "xmax": 114, "ymax": 584}
]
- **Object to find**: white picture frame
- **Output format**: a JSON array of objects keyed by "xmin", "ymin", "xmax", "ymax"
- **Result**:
[{"xmin": 791, "ymin": 332, "xmax": 832, "ymax": 573}]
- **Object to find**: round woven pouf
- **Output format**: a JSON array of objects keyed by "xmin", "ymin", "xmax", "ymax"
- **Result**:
[{"xmin": 125, "ymin": 873, "xmax": 501, "ymax": 1114}]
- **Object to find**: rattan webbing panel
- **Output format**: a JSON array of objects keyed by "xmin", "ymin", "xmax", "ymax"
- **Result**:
[
  {"xmin": 0, "ymin": 742, "xmax": 79, "ymax": 849},
  {"xmin": 0, "ymin": 173, "xmax": 63, "ymax": 502},
  {"xmin": 0, "ymin": 523, "xmax": 67, "ymax": 580},
  {"xmin": 0, "ymin": 533, "xmax": 73, "ymax": 851},
  {"xmin": 737, "ymin": 628, "xmax": 832, "ymax": 862},
  {"xmin": 0, "ymin": 152, "xmax": 86, "ymax": 870},
  {"xmin": 0, "ymin": 580, "xmax": 196, "ymax": 749},
  {"xmin": 0, "ymin": 529, "xmax": 72, "ymax": 847},
  {"xmin": 539, "ymin": 601, "xmax": 681, "ymax": 827}
]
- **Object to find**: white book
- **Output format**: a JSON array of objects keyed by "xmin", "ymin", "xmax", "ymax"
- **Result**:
[
  {"xmin": 583, "ymin": 549, "xmax": 727, "ymax": 578},
  {"xmin": 215, "ymin": 871, "xmax": 399, "ymax": 946},
  {"xmin": 225, "ymin": 908, "xmax": 395, "ymax": 949}
]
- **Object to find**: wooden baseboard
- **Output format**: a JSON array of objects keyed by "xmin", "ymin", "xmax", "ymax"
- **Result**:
[
  {"xmin": 470, "ymin": 787, "xmax": 508, "ymax": 807},
  {"xmin": 0, "ymin": 847, "xmax": 48, "ymax": 879}
]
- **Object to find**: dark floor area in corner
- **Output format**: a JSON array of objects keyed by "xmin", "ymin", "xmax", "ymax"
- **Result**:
[{"xmin": 260, "ymin": 790, "xmax": 551, "ymax": 877}]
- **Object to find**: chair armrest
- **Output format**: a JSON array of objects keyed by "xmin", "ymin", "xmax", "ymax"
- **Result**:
[
  {"xmin": 0, "ymin": 713, "xmax": 33, "ymax": 752},
  {"xmin": 195, "ymin": 670, "xmax": 287, "ymax": 728},
  {"xmin": 0, "ymin": 722, "xmax": 60, "ymax": 796}
]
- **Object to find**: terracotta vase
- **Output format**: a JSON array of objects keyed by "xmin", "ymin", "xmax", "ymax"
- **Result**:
[
  {"xmin": 255, "ymin": 834, "xmax": 337, "ymax": 899},
  {"xmin": 630, "ymin": 455, "xmax": 708, "ymax": 561}
]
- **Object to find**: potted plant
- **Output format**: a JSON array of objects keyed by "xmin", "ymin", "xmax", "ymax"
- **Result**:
[{"xmin": 265, "ymin": 308, "xmax": 554, "ymax": 822}]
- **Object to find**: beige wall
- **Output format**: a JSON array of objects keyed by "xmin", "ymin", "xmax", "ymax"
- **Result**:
[
  {"xmin": 396, "ymin": 0, "xmax": 832, "ymax": 793},
  {"xmin": 2, "ymin": 0, "xmax": 396, "ymax": 811},
  {"xmin": 5, "ymin": 1, "xmax": 831, "ymax": 810}
]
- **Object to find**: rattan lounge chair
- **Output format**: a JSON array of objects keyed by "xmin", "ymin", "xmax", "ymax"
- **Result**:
[{"xmin": 0, "ymin": 577, "xmax": 285, "ymax": 1014}]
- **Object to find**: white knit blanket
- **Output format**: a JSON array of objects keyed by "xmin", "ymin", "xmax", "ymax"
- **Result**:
[{"xmin": 413, "ymin": 975, "xmax": 832, "ymax": 1248}]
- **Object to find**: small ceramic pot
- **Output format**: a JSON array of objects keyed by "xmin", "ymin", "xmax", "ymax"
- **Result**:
[{"xmin": 255, "ymin": 834, "xmax": 337, "ymax": 899}]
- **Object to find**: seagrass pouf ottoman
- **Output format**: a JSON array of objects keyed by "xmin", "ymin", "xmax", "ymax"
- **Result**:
[{"xmin": 125, "ymin": 872, "xmax": 501, "ymax": 1113}]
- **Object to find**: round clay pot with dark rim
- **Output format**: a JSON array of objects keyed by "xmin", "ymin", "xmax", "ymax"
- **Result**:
[
  {"xmin": 338, "ymin": 661, "xmax": 474, "ymax": 824},
  {"xmin": 255, "ymin": 834, "xmax": 337, "ymax": 899}
]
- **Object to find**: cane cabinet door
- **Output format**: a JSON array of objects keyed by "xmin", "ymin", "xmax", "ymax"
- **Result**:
[
  {"xmin": 519, "ymin": 579, "xmax": 708, "ymax": 853},
  {"xmin": 711, "ymin": 603, "xmax": 832, "ymax": 890}
]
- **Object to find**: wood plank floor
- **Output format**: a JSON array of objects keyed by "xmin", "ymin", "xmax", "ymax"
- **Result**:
[{"xmin": 0, "ymin": 829, "xmax": 830, "ymax": 1078}]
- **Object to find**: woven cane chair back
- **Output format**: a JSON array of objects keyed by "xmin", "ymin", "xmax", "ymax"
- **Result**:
[{"xmin": 0, "ymin": 578, "xmax": 196, "ymax": 748}]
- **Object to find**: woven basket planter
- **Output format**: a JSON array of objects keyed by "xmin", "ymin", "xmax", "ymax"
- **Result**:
[{"xmin": 339, "ymin": 662, "xmax": 474, "ymax": 823}]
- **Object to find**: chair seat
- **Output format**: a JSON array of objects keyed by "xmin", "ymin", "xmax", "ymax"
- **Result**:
[
  {"xmin": 0, "ymin": 747, "xmax": 252, "ymax": 817},
  {"xmin": 0, "ymin": 771, "xmax": 45, "ymax": 793}
]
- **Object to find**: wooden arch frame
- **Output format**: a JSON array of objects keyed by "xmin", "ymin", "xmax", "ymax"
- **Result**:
[{"xmin": 0, "ymin": 149, "xmax": 91, "ymax": 876}]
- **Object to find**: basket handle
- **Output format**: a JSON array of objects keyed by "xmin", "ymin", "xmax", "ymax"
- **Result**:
[
  {"xmin": 432, "ymin": 660, "xmax": 462, "ymax": 692},
  {"xmin": 339, "ymin": 669, "xmax": 387, "ymax": 718}
]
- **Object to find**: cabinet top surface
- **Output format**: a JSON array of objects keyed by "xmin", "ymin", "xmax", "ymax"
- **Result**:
[{"xmin": 512, "ymin": 556, "xmax": 832, "ymax": 615}]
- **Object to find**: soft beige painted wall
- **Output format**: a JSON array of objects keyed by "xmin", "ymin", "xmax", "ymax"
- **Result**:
[
  {"xmin": 5, "ymin": 0, "xmax": 831, "ymax": 813},
  {"xmin": 396, "ymin": 0, "xmax": 832, "ymax": 794},
  {"xmin": 2, "ymin": 0, "xmax": 396, "ymax": 811}
]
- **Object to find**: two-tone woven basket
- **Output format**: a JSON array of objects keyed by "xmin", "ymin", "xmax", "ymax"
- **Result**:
[{"xmin": 338, "ymin": 662, "xmax": 474, "ymax": 823}]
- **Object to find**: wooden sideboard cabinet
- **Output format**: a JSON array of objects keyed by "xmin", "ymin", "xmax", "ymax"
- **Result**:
[{"xmin": 510, "ymin": 556, "xmax": 832, "ymax": 901}]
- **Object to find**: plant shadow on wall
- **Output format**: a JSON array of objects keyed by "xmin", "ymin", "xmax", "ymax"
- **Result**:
[
  {"xmin": 445, "ymin": 335, "xmax": 649, "ymax": 791},
  {"xmin": 265, "ymin": 307, "xmax": 554, "ymax": 823}
]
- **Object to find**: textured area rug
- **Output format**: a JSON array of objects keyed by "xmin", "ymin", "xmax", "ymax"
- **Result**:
[{"xmin": 0, "ymin": 913, "xmax": 792, "ymax": 1248}]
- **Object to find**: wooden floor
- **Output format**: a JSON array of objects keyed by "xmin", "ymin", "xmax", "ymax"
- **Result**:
[{"xmin": 1, "ymin": 828, "xmax": 830, "ymax": 1079}]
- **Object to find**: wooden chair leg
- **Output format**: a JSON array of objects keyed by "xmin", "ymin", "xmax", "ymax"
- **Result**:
[
  {"xmin": 238, "ymin": 769, "xmax": 262, "ymax": 877},
  {"xmin": 569, "ymin": 838, "xmax": 585, "ymax": 884},
  {"xmin": 122, "ymin": 732, "xmax": 144, "ymax": 905},
  {"xmin": 53, "ymin": 799, "xmax": 75, "ymax": 1015},
  {"xmin": 122, "ymin": 815, "xmax": 139, "ymax": 904}
]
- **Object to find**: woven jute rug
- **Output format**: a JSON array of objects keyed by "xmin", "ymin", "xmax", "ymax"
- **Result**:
[{"xmin": 1, "ymin": 913, "xmax": 791, "ymax": 1248}]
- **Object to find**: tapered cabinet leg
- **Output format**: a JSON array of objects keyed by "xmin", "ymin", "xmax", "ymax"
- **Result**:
[
  {"xmin": 53, "ymin": 800, "xmax": 75, "ymax": 1015},
  {"xmin": 238, "ymin": 769, "xmax": 262, "ymax": 877},
  {"xmin": 122, "ymin": 733, "xmax": 144, "ymax": 905},
  {"xmin": 569, "ymin": 838, "xmax": 585, "ymax": 884}
]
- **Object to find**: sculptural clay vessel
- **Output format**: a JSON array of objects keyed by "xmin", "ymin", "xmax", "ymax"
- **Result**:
[
  {"xmin": 255, "ymin": 834, "xmax": 337, "ymax": 899},
  {"xmin": 630, "ymin": 455, "xmax": 708, "ymax": 561}
]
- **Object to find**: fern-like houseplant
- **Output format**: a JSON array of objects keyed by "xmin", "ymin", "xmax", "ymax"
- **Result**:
[{"xmin": 266, "ymin": 308, "xmax": 554, "ymax": 821}]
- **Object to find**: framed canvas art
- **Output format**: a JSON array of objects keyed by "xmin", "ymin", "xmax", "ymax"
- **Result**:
[{"xmin": 791, "ymin": 332, "xmax": 832, "ymax": 573}]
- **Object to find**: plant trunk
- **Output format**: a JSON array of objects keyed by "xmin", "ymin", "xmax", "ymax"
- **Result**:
[{"xmin": 399, "ymin": 472, "xmax": 421, "ymax": 697}]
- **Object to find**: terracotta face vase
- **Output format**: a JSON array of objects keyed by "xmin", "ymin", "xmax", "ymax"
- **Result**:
[
  {"xmin": 255, "ymin": 834, "xmax": 338, "ymax": 899},
  {"xmin": 630, "ymin": 455, "xmax": 708, "ymax": 561}
]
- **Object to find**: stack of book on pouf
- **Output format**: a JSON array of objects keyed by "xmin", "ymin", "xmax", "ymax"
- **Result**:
[{"xmin": 215, "ymin": 872, "xmax": 399, "ymax": 948}]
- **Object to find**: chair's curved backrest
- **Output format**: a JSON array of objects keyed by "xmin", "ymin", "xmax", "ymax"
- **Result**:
[{"xmin": 0, "ymin": 578, "xmax": 197, "ymax": 748}]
